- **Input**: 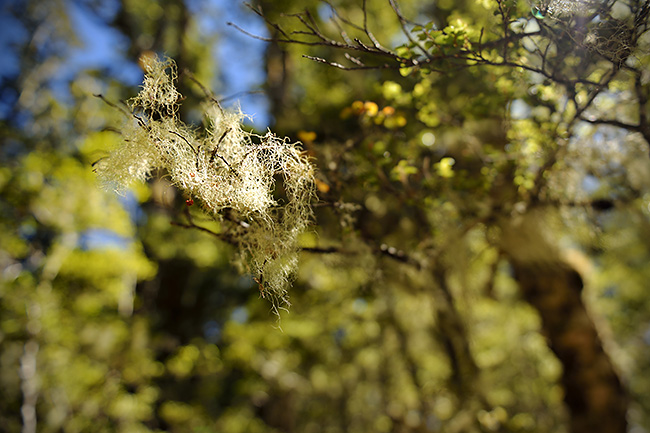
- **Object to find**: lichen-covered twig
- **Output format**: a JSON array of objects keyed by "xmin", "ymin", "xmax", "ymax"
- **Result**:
[{"xmin": 94, "ymin": 56, "xmax": 315, "ymax": 308}]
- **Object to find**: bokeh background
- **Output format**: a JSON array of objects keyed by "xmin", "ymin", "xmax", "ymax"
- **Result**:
[{"xmin": 1, "ymin": 0, "xmax": 650, "ymax": 432}]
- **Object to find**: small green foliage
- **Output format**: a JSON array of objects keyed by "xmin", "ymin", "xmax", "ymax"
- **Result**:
[
  {"xmin": 94, "ymin": 56, "xmax": 315, "ymax": 307},
  {"xmin": 390, "ymin": 159, "xmax": 418, "ymax": 182},
  {"xmin": 435, "ymin": 157, "xmax": 456, "ymax": 178}
]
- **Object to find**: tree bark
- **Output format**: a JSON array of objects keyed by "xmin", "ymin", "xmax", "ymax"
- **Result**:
[{"xmin": 502, "ymin": 214, "xmax": 628, "ymax": 433}]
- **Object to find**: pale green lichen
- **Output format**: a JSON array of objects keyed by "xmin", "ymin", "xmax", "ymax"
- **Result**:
[{"xmin": 94, "ymin": 56, "xmax": 315, "ymax": 307}]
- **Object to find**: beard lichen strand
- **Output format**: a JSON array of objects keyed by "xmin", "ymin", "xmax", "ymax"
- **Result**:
[{"xmin": 95, "ymin": 56, "xmax": 315, "ymax": 307}]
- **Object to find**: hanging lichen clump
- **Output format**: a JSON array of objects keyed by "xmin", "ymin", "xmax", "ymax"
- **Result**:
[{"xmin": 94, "ymin": 56, "xmax": 315, "ymax": 310}]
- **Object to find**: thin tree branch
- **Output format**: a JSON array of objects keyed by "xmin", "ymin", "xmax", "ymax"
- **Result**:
[
  {"xmin": 169, "ymin": 130, "xmax": 197, "ymax": 154},
  {"xmin": 182, "ymin": 69, "xmax": 224, "ymax": 111},
  {"xmin": 390, "ymin": 0, "xmax": 432, "ymax": 58},
  {"xmin": 579, "ymin": 116, "xmax": 642, "ymax": 131}
]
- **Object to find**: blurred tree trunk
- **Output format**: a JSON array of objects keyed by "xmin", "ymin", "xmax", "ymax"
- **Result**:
[
  {"xmin": 433, "ymin": 268, "xmax": 480, "ymax": 401},
  {"xmin": 502, "ymin": 214, "xmax": 628, "ymax": 433},
  {"xmin": 264, "ymin": 39, "xmax": 292, "ymax": 127}
]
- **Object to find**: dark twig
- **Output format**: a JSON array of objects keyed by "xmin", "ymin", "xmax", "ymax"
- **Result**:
[
  {"xmin": 322, "ymin": 0, "xmax": 365, "ymax": 33},
  {"xmin": 209, "ymin": 129, "xmax": 239, "ymax": 177},
  {"xmin": 172, "ymin": 208, "xmax": 239, "ymax": 246},
  {"xmin": 302, "ymin": 246, "xmax": 345, "ymax": 254},
  {"xmin": 579, "ymin": 116, "xmax": 642, "ymax": 132},
  {"xmin": 388, "ymin": 0, "xmax": 432, "ymax": 60},
  {"xmin": 95, "ymin": 93, "xmax": 148, "ymax": 130},
  {"xmin": 219, "ymin": 89, "xmax": 266, "ymax": 103},
  {"xmin": 169, "ymin": 130, "xmax": 197, "ymax": 154},
  {"xmin": 227, "ymin": 20, "xmax": 278, "ymax": 42},
  {"xmin": 182, "ymin": 69, "xmax": 224, "ymax": 111},
  {"xmin": 172, "ymin": 221, "xmax": 229, "ymax": 241},
  {"xmin": 94, "ymin": 93, "xmax": 130, "ymax": 118}
]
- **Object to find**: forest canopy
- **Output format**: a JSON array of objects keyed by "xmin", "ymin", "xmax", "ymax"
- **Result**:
[{"xmin": 1, "ymin": 1, "xmax": 649, "ymax": 433}]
